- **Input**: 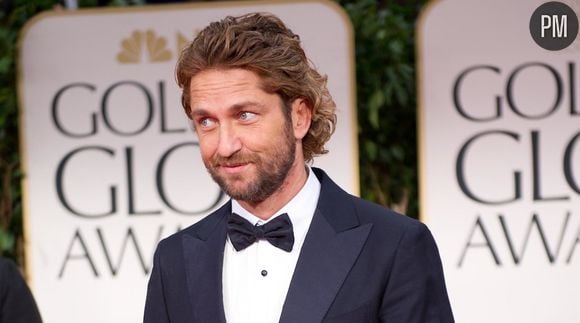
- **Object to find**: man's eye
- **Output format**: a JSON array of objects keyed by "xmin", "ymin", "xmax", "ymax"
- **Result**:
[
  {"xmin": 198, "ymin": 118, "xmax": 215, "ymax": 128},
  {"xmin": 239, "ymin": 111, "xmax": 256, "ymax": 121}
]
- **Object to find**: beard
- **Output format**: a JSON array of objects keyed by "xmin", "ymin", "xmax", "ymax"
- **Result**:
[{"xmin": 205, "ymin": 121, "xmax": 296, "ymax": 204}]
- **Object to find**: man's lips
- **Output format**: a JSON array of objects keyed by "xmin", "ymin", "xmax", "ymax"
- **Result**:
[{"xmin": 218, "ymin": 162, "xmax": 250, "ymax": 174}]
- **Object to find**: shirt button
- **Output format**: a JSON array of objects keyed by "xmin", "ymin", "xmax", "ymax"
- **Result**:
[{"xmin": 261, "ymin": 270, "xmax": 268, "ymax": 277}]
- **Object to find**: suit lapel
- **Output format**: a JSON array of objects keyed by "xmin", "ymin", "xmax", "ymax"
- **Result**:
[
  {"xmin": 279, "ymin": 169, "xmax": 372, "ymax": 323},
  {"xmin": 182, "ymin": 203, "xmax": 230, "ymax": 323}
]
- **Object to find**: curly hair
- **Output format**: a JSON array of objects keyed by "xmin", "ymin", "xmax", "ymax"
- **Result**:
[{"xmin": 176, "ymin": 12, "xmax": 337, "ymax": 162}]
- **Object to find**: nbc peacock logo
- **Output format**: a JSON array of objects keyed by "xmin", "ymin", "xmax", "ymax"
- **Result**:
[{"xmin": 116, "ymin": 29, "xmax": 193, "ymax": 64}]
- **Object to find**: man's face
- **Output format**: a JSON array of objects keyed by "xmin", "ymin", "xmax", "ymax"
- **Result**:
[{"xmin": 189, "ymin": 68, "xmax": 296, "ymax": 203}]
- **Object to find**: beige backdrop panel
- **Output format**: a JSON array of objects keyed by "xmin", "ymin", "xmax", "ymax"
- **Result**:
[{"xmin": 419, "ymin": 0, "xmax": 580, "ymax": 322}]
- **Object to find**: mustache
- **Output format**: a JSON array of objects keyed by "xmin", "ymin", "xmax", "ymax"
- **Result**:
[{"xmin": 210, "ymin": 152, "xmax": 256, "ymax": 167}]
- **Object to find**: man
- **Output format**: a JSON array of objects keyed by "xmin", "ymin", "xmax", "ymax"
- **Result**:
[{"xmin": 144, "ymin": 12, "xmax": 454, "ymax": 323}]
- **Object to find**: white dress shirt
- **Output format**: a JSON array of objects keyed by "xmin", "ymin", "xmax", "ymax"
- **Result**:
[{"xmin": 222, "ymin": 167, "xmax": 321, "ymax": 323}]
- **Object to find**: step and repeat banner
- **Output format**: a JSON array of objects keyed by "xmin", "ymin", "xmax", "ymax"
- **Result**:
[
  {"xmin": 419, "ymin": 0, "xmax": 579, "ymax": 322},
  {"xmin": 18, "ymin": 1, "xmax": 357, "ymax": 322}
]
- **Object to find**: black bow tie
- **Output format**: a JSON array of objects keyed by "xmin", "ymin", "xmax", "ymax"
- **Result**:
[{"xmin": 227, "ymin": 212, "xmax": 294, "ymax": 252}]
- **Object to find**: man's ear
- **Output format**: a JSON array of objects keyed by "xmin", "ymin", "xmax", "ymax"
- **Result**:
[{"xmin": 291, "ymin": 98, "xmax": 312, "ymax": 140}]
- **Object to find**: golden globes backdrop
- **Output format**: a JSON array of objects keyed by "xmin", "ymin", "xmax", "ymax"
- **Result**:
[
  {"xmin": 419, "ymin": 0, "xmax": 580, "ymax": 322},
  {"xmin": 18, "ymin": 1, "xmax": 357, "ymax": 322}
]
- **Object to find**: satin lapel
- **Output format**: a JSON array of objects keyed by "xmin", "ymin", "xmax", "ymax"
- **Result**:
[
  {"xmin": 279, "ymin": 210, "xmax": 372, "ymax": 323},
  {"xmin": 182, "ymin": 204, "xmax": 229, "ymax": 323},
  {"xmin": 279, "ymin": 169, "xmax": 372, "ymax": 323}
]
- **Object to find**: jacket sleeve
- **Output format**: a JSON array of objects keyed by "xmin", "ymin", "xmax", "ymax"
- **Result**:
[
  {"xmin": 379, "ymin": 222, "xmax": 455, "ymax": 323},
  {"xmin": 143, "ymin": 245, "xmax": 170, "ymax": 323}
]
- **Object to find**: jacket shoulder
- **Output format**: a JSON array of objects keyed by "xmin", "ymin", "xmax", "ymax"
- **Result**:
[
  {"xmin": 313, "ymin": 167, "xmax": 424, "ymax": 234},
  {"xmin": 351, "ymin": 196, "xmax": 421, "ymax": 228},
  {"xmin": 346, "ymin": 194, "xmax": 431, "ymax": 248}
]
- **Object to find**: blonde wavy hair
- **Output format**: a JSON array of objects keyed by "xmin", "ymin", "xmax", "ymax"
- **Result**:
[{"xmin": 176, "ymin": 12, "xmax": 337, "ymax": 162}]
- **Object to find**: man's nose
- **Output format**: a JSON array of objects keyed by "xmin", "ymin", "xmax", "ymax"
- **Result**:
[{"xmin": 216, "ymin": 125, "xmax": 242, "ymax": 158}]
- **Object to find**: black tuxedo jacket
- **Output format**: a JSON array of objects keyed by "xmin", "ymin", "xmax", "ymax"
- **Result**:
[
  {"xmin": 144, "ymin": 168, "xmax": 454, "ymax": 323},
  {"xmin": 0, "ymin": 257, "xmax": 43, "ymax": 323}
]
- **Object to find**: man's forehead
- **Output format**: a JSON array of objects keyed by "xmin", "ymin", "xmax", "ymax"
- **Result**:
[
  {"xmin": 189, "ymin": 70, "xmax": 256, "ymax": 99},
  {"xmin": 190, "ymin": 68, "xmax": 258, "ymax": 89},
  {"xmin": 188, "ymin": 68, "xmax": 281, "ymax": 112},
  {"xmin": 198, "ymin": 69, "xmax": 269, "ymax": 94}
]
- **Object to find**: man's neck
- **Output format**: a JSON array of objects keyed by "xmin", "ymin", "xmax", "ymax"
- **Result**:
[{"xmin": 237, "ymin": 162, "xmax": 308, "ymax": 220}]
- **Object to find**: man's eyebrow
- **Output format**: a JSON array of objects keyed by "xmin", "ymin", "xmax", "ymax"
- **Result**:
[
  {"xmin": 190, "ymin": 108, "xmax": 210, "ymax": 118},
  {"xmin": 190, "ymin": 102, "xmax": 266, "ymax": 118},
  {"xmin": 228, "ymin": 101, "xmax": 265, "ymax": 113}
]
